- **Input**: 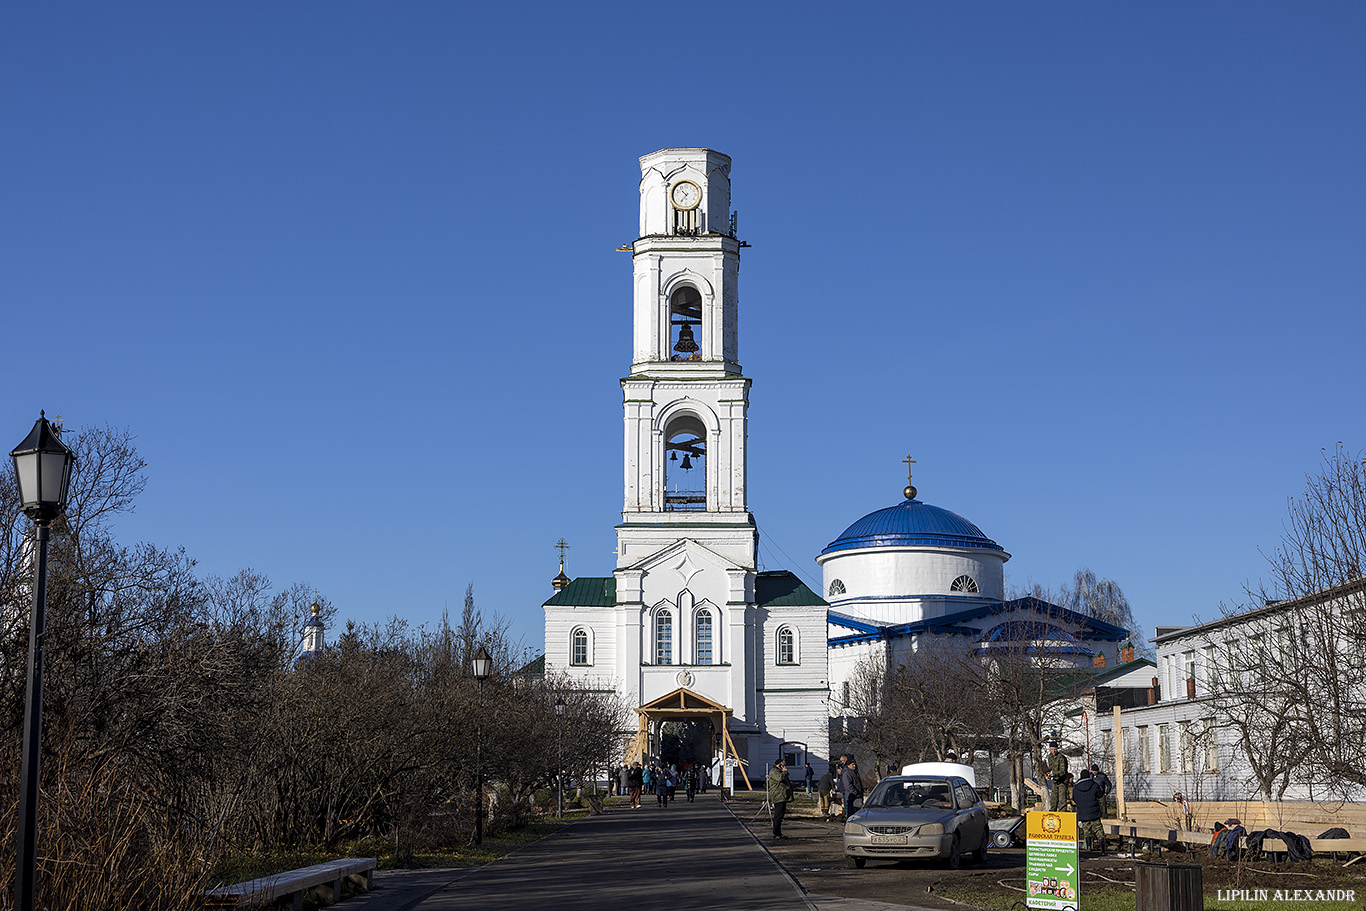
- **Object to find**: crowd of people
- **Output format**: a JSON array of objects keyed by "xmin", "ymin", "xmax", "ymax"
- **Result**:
[
  {"xmin": 1042, "ymin": 741, "xmax": 1116, "ymax": 853},
  {"xmin": 613, "ymin": 761, "xmax": 710, "ymax": 809},
  {"xmin": 814, "ymin": 754, "xmax": 865, "ymax": 821},
  {"xmin": 607, "ymin": 752, "xmax": 873, "ymax": 838}
]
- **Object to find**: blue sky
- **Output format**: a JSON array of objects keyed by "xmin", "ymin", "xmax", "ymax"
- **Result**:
[{"xmin": 4, "ymin": 3, "xmax": 1363, "ymax": 655}]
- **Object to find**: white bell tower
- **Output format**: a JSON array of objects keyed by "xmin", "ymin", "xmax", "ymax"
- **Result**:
[
  {"xmin": 617, "ymin": 148, "xmax": 755, "ymax": 571},
  {"xmin": 545, "ymin": 149, "xmax": 829, "ymax": 778}
]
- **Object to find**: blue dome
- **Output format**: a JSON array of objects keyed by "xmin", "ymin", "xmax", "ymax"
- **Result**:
[{"xmin": 821, "ymin": 499, "xmax": 1003, "ymax": 555}]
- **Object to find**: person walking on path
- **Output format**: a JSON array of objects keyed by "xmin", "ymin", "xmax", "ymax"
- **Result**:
[
  {"xmin": 768, "ymin": 758, "xmax": 794, "ymax": 839},
  {"xmin": 627, "ymin": 762, "xmax": 643, "ymax": 809},
  {"xmin": 804, "ymin": 764, "xmax": 814, "ymax": 794},
  {"xmin": 618, "ymin": 765, "xmax": 630, "ymax": 798},
  {"xmin": 839, "ymin": 758, "xmax": 864, "ymax": 817},
  {"xmin": 1044, "ymin": 743, "xmax": 1069, "ymax": 811},
  {"xmin": 817, "ymin": 767, "xmax": 834, "ymax": 816},
  {"xmin": 685, "ymin": 765, "xmax": 698, "ymax": 803},
  {"xmin": 1073, "ymin": 769, "xmax": 1105, "ymax": 853},
  {"xmin": 654, "ymin": 766, "xmax": 671, "ymax": 808}
]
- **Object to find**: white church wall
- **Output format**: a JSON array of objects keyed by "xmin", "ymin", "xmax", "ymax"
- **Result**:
[
  {"xmin": 545, "ymin": 606, "xmax": 618, "ymax": 675},
  {"xmin": 756, "ymin": 601, "xmax": 831, "ymax": 769},
  {"xmin": 821, "ymin": 546, "xmax": 1005, "ymax": 623}
]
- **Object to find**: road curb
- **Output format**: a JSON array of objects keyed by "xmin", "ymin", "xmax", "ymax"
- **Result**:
[{"xmin": 720, "ymin": 798, "xmax": 821, "ymax": 911}]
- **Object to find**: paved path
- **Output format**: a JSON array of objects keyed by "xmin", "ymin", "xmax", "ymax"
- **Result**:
[
  {"xmin": 399, "ymin": 797, "xmax": 814, "ymax": 911},
  {"xmin": 342, "ymin": 797, "xmax": 950, "ymax": 911}
]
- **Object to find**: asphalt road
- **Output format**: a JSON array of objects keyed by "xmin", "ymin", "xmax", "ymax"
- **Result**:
[
  {"xmin": 379, "ymin": 797, "xmax": 816, "ymax": 911},
  {"xmin": 738, "ymin": 802, "xmax": 1021, "ymax": 911}
]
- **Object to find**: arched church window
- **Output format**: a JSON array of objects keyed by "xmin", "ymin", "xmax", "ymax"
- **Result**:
[
  {"xmin": 669, "ymin": 286, "xmax": 703, "ymax": 361},
  {"xmin": 664, "ymin": 415, "xmax": 706, "ymax": 512},
  {"xmin": 571, "ymin": 628, "xmax": 590, "ymax": 666},
  {"xmin": 950, "ymin": 574, "xmax": 979, "ymax": 593},
  {"xmin": 696, "ymin": 609, "xmax": 713, "ymax": 665},
  {"xmin": 777, "ymin": 626, "xmax": 797, "ymax": 665},
  {"xmin": 828, "ymin": 579, "xmax": 846, "ymax": 597},
  {"xmin": 656, "ymin": 609, "xmax": 673, "ymax": 665}
]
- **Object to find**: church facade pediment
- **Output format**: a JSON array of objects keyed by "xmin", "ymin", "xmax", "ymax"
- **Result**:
[{"xmin": 616, "ymin": 538, "xmax": 752, "ymax": 609}]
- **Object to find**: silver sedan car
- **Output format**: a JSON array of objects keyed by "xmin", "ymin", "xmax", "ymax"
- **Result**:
[{"xmin": 843, "ymin": 775, "xmax": 990, "ymax": 869}]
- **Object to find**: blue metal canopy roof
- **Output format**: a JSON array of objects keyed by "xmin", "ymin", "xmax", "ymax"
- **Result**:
[{"xmin": 821, "ymin": 498, "xmax": 1003, "ymax": 555}]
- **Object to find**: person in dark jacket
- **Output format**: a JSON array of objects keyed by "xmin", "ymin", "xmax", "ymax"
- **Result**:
[
  {"xmin": 1072, "ymin": 769, "xmax": 1105, "ymax": 853},
  {"xmin": 1089, "ymin": 762, "xmax": 1113, "ymax": 815},
  {"xmin": 839, "ymin": 759, "xmax": 864, "ymax": 816}
]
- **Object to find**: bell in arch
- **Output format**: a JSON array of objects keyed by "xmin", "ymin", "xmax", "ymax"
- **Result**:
[
  {"xmin": 680, "ymin": 454, "xmax": 693, "ymax": 470},
  {"xmin": 673, "ymin": 323, "xmax": 699, "ymax": 354}
]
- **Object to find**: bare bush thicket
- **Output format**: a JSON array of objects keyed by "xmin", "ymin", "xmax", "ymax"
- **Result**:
[{"xmin": 0, "ymin": 425, "xmax": 620, "ymax": 906}]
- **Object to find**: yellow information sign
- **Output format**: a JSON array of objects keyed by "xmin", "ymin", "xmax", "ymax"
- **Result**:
[
  {"xmin": 1026, "ymin": 811, "xmax": 1079, "ymax": 910},
  {"xmin": 1026, "ymin": 810, "xmax": 1077, "ymax": 842}
]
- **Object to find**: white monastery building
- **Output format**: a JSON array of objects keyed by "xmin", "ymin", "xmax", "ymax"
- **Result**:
[
  {"xmin": 543, "ymin": 148, "xmax": 1134, "ymax": 786},
  {"xmin": 542, "ymin": 149, "xmax": 829, "ymax": 784}
]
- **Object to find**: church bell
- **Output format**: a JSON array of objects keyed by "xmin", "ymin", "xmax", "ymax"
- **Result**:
[
  {"xmin": 680, "ymin": 454, "xmax": 693, "ymax": 470},
  {"xmin": 673, "ymin": 323, "xmax": 699, "ymax": 354}
]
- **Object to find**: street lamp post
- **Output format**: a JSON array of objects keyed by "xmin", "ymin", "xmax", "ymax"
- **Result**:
[
  {"xmin": 10, "ymin": 413, "xmax": 74, "ymax": 911},
  {"xmin": 554, "ymin": 696, "xmax": 565, "ymax": 818},
  {"xmin": 472, "ymin": 645, "xmax": 492, "ymax": 846}
]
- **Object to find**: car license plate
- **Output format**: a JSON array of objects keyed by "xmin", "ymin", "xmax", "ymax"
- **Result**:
[{"xmin": 870, "ymin": 834, "xmax": 908, "ymax": 845}]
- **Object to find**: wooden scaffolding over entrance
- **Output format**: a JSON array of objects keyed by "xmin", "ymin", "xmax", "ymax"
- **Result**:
[{"xmin": 624, "ymin": 687, "xmax": 753, "ymax": 790}]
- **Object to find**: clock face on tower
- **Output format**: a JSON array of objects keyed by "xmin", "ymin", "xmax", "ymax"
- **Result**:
[{"xmin": 670, "ymin": 180, "xmax": 701, "ymax": 211}]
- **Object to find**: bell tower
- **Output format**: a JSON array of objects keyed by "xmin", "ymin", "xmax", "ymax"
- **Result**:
[{"xmin": 617, "ymin": 148, "xmax": 755, "ymax": 571}]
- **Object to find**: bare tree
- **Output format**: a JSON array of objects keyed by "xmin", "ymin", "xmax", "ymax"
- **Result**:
[
  {"xmin": 1014, "ymin": 570, "xmax": 1149, "ymax": 658},
  {"xmin": 848, "ymin": 637, "xmax": 995, "ymax": 770},
  {"xmin": 1204, "ymin": 445, "xmax": 1366, "ymax": 799}
]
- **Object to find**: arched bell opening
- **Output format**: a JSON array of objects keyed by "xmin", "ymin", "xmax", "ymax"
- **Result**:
[
  {"xmin": 664, "ymin": 415, "xmax": 707, "ymax": 512},
  {"xmin": 669, "ymin": 286, "xmax": 703, "ymax": 361}
]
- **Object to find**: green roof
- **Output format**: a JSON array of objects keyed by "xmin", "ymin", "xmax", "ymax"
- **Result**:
[
  {"xmin": 542, "ymin": 570, "xmax": 825, "ymax": 609},
  {"xmin": 1042, "ymin": 657, "xmax": 1157, "ymax": 700},
  {"xmin": 544, "ymin": 577, "xmax": 616, "ymax": 607},
  {"xmin": 755, "ymin": 571, "xmax": 828, "ymax": 608}
]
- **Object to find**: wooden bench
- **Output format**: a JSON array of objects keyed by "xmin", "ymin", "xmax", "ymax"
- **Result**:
[
  {"xmin": 203, "ymin": 857, "xmax": 376, "ymax": 910},
  {"xmin": 1101, "ymin": 820, "xmax": 1366, "ymax": 857}
]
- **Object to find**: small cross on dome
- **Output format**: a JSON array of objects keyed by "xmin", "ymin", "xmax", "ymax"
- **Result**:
[{"xmin": 902, "ymin": 454, "xmax": 917, "ymax": 500}]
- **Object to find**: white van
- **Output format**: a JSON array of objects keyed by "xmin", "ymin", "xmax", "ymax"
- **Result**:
[{"xmin": 900, "ymin": 761, "xmax": 977, "ymax": 787}]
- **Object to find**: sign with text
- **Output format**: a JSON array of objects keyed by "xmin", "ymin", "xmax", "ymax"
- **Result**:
[{"xmin": 1026, "ymin": 811, "xmax": 1079, "ymax": 910}]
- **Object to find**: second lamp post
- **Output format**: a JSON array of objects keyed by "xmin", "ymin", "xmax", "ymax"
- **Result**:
[
  {"xmin": 472, "ymin": 646, "xmax": 492, "ymax": 846},
  {"xmin": 554, "ymin": 696, "xmax": 565, "ymax": 818},
  {"xmin": 10, "ymin": 412, "xmax": 74, "ymax": 911}
]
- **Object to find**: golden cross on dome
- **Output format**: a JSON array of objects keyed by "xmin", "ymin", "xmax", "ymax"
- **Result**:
[
  {"xmin": 555, "ymin": 538, "xmax": 571, "ymax": 561},
  {"xmin": 902, "ymin": 454, "xmax": 916, "ymax": 487}
]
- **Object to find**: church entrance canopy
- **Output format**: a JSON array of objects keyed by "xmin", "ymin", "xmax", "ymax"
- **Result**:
[{"xmin": 626, "ymin": 687, "xmax": 753, "ymax": 790}]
